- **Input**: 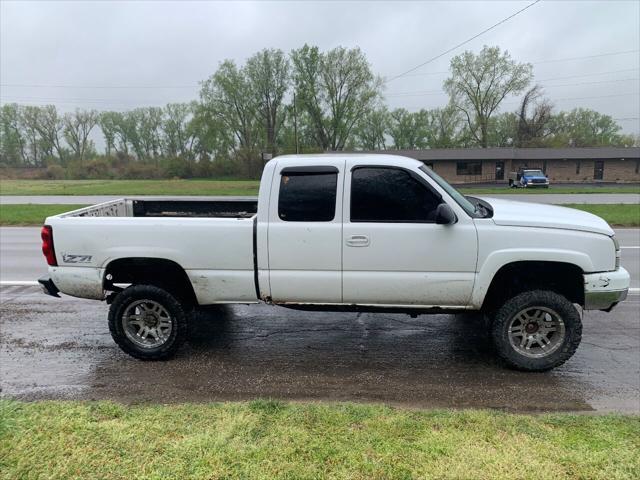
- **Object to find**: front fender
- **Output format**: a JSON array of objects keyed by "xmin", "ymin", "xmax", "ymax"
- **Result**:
[{"xmin": 470, "ymin": 249, "xmax": 592, "ymax": 308}]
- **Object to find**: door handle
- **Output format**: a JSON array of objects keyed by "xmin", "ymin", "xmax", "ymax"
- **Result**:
[{"xmin": 346, "ymin": 235, "xmax": 370, "ymax": 247}]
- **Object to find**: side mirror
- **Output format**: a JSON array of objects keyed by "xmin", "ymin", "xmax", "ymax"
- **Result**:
[{"xmin": 435, "ymin": 203, "xmax": 457, "ymax": 225}]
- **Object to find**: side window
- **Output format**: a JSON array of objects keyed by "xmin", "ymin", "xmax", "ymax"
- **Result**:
[
  {"xmin": 278, "ymin": 172, "xmax": 337, "ymax": 221},
  {"xmin": 351, "ymin": 167, "xmax": 442, "ymax": 223}
]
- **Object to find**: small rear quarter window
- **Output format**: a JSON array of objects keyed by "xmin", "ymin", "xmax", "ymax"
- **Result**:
[{"xmin": 278, "ymin": 171, "xmax": 337, "ymax": 221}]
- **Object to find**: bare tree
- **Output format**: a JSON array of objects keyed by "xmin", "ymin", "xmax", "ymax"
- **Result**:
[{"xmin": 516, "ymin": 85, "xmax": 553, "ymax": 147}]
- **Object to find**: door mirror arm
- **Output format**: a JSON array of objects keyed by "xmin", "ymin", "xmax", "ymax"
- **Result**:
[{"xmin": 435, "ymin": 203, "xmax": 457, "ymax": 225}]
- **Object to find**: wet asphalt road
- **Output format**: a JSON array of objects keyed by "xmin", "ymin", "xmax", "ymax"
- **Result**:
[
  {"xmin": 1, "ymin": 226, "xmax": 639, "ymax": 412},
  {"xmin": 1, "ymin": 285, "xmax": 638, "ymax": 413}
]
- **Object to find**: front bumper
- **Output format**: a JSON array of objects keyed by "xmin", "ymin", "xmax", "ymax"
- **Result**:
[{"xmin": 584, "ymin": 267, "xmax": 630, "ymax": 311}]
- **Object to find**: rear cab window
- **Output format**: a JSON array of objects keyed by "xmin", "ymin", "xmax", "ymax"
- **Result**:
[{"xmin": 278, "ymin": 166, "xmax": 338, "ymax": 221}]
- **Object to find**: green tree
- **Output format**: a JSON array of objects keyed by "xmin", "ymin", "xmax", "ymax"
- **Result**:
[
  {"xmin": 163, "ymin": 103, "xmax": 194, "ymax": 159},
  {"xmin": 63, "ymin": 109, "xmax": 99, "ymax": 164},
  {"xmin": 245, "ymin": 48, "xmax": 290, "ymax": 155},
  {"xmin": 0, "ymin": 103, "xmax": 27, "ymax": 166},
  {"xmin": 549, "ymin": 108, "xmax": 625, "ymax": 147},
  {"xmin": 487, "ymin": 112, "xmax": 518, "ymax": 147},
  {"xmin": 32, "ymin": 105, "xmax": 67, "ymax": 164},
  {"xmin": 444, "ymin": 45, "xmax": 533, "ymax": 148},
  {"xmin": 388, "ymin": 108, "xmax": 428, "ymax": 149},
  {"xmin": 352, "ymin": 106, "xmax": 389, "ymax": 150},
  {"xmin": 200, "ymin": 60, "xmax": 260, "ymax": 150},
  {"xmin": 291, "ymin": 45, "xmax": 382, "ymax": 151},
  {"xmin": 425, "ymin": 105, "xmax": 463, "ymax": 148},
  {"xmin": 98, "ymin": 111, "xmax": 120, "ymax": 157}
]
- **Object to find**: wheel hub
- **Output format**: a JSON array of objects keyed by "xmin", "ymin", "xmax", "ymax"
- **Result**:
[
  {"xmin": 507, "ymin": 306, "xmax": 566, "ymax": 359},
  {"xmin": 122, "ymin": 299, "xmax": 173, "ymax": 349}
]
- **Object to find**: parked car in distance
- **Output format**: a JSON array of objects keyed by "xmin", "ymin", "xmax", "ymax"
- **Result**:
[
  {"xmin": 508, "ymin": 168, "xmax": 550, "ymax": 188},
  {"xmin": 39, "ymin": 154, "xmax": 628, "ymax": 371}
]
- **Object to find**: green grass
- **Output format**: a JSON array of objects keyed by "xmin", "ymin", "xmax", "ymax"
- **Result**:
[
  {"xmin": 561, "ymin": 204, "xmax": 640, "ymax": 227},
  {"xmin": 0, "ymin": 179, "xmax": 638, "ymax": 196},
  {"xmin": 0, "ymin": 179, "xmax": 261, "ymax": 196},
  {"xmin": 1, "ymin": 400, "xmax": 638, "ymax": 480},
  {"xmin": 0, "ymin": 204, "xmax": 88, "ymax": 226}
]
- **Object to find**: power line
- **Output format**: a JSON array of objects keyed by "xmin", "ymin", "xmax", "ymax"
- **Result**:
[
  {"xmin": 386, "ymin": 0, "xmax": 543, "ymax": 83},
  {"xmin": 394, "ymin": 50, "xmax": 640, "ymax": 79},
  {"xmin": 533, "ymin": 49, "xmax": 640, "ymax": 64},
  {"xmin": 544, "ymin": 77, "xmax": 639, "ymax": 88},
  {"xmin": 385, "ymin": 76, "xmax": 639, "ymax": 97}
]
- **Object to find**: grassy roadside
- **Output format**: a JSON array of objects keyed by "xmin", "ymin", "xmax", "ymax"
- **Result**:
[
  {"xmin": 0, "ymin": 203, "xmax": 637, "ymax": 227},
  {"xmin": 459, "ymin": 185, "xmax": 640, "ymax": 195},
  {"xmin": 561, "ymin": 204, "xmax": 640, "ymax": 227},
  {"xmin": 1, "ymin": 400, "xmax": 638, "ymax": 479},
  {"xmin": 1, "ymin": 179, "xmax": 639, "ymax": 196},
  {"xmin": 0, "ymin": 179, "xmax": 261, "ymax": 196},
  {"xmin": 0, "ymin": 204, "xmax": 88, "ymax": 226}
]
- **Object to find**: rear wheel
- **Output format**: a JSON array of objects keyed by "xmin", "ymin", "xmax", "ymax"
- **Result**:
[
  {"xmin": 108, "ymin": 284, "xmax": 188, "ymax": 360},
  {"xmin": 491, "ymin": 290, "xmax": 582, "ymax": 371}
]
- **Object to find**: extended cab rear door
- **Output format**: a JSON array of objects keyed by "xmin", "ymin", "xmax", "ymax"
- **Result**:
[
  {"xmin": 266, "ymin": 158, "xmax": 345, "ymax": 303},
  {"xmin": 341, "ymin": 159, "xmax": 478, "ymax": 307}
]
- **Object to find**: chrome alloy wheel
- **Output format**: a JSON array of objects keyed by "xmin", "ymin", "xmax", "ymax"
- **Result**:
[
  {"xmin": 508, "ymin": 306, "xmax": 566, "ymax": 358},
  {"xmin": 122, "ymin": 299, "xmax": 173, "ymax": 349}
]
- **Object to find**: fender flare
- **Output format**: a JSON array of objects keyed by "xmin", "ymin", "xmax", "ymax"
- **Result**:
[{"xmin": 470, "ymin": 249, "xmax": 592, "ymax": 308}]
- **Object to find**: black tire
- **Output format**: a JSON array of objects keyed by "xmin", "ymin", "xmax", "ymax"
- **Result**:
[
  {"xmin": 108, "ymin": 284, "xmax": 188, "ymax": 360},
  {"xmin": 491, "ymin": 290, "xmax": 582, "ymax": 372}
]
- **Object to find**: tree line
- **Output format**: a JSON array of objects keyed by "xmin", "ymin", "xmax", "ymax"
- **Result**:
[{"xmin": 1, "ymin": 45, "xmax": 637, "ymax": 178}]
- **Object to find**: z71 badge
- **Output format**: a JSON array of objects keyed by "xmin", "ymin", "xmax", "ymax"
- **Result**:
[{"xmin": 62, "ymin": 254, "xmax": 93, "ymax": 264}]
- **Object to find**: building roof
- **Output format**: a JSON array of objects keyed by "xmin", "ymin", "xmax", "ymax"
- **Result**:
[{"xmin": 375, "ymin": 147, "xmax": 640, "ymax": 161}]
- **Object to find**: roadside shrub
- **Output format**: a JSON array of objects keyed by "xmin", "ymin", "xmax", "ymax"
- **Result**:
[
  {"xmin": 122, "ymin": 163, "xmax": 164, "ymax": 179},
  {"xmin": 193, "ymin": 158, "xmax": 213, "ymax": 178},
  {"xmin": 43, "ymin": 164, "xmax": 65, "ymax": 180},
  {"xmin": 164, "ymin": 157, "xmax": 193, "ymax": 179}
]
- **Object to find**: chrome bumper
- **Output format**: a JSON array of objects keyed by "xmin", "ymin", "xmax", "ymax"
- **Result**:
[{"xmin": 584, "ymin": 267, "xmax": 630, "ymax": 311}]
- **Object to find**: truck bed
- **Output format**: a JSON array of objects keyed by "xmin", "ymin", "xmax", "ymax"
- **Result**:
[{"xmin": 60, "ymin": 198, "xmax": 258, "ymax": 219}]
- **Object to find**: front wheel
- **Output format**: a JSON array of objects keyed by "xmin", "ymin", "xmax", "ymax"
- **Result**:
[
  {"xmin": 108, "ymin": 284, "xmax": 188, "ymax": 360},
  {"xmin": 491, "ymin": 290, "xmax": 582, "ymax": 371}
]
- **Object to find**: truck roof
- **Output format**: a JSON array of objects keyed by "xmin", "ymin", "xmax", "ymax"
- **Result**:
[{"xmin": 272, "ymin": 153, "xmax": 424, "ymax": 168}]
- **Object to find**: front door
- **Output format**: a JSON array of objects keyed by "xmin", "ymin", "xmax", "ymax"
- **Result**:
[
  {"xmin": 495, "ymin": 161, "xmax": 505, "ymax": 180},
  {"xmin": 594, "ymin": 160, "xmax": 604, "ymax": 180},
  {"xmin": 267, "ymin": 160, "xmax": 345, "ymax": 303},
  {"xmin": 341, "ymin": 163, "xmax": 478, "ymax": 307}
]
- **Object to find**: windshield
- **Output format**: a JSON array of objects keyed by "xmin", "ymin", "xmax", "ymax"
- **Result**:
[
  {"xmin": 523, "ymin": 169, "xmax": 544, "ymax": 176},
  {"xmin": 419, "ymin": 165, "xmax": 476, "ymax": 217}
]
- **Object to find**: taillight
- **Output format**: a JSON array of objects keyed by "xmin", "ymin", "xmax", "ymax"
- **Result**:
[{"xmin": 41, "ymin": 225, "xmax": 57, "ymax": 266}]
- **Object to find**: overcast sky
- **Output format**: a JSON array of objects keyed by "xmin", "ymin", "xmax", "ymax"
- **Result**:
[{"xmin": 2, "ymin": 0, "xmax": 639, "ymax": 137}]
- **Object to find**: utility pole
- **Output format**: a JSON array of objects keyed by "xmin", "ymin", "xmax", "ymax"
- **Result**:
[{"xmin": 293, "ymin": 91, "xmax": 299, "ymax": 154}]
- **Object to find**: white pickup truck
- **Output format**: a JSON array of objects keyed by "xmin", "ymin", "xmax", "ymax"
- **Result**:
[{"xmin": 40, "ymin": 154, "xmax": 629, "ymax": 371}]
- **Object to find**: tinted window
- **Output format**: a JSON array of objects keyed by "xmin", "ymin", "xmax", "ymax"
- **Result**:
[
  {"xmin": 351, "ymin": 167, "xmax": 441, "ymax": 223},
  {"xmin": 278, "ymin": 172, "xmax": 337, "ymax": 221},
  {"xmin": 456, "ymin": 161, "xmax": 482, "ymax": 175}
]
